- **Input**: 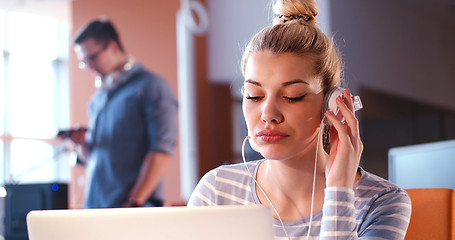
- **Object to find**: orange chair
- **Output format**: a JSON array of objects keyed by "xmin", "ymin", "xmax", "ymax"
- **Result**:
[{"xmin": 405, "ymin": 188, "xmax": 454, "ymax": 240}]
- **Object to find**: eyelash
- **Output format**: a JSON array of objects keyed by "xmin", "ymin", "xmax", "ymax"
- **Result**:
[
  {"xmin": 245, "ymin": 94, "xmax": 306, "ymax": 103},
  {"xmin": 284, "ymin": 94, "xmax": 306, "ymax": 103},
  {"xmin": 245, "ymin": 96, "xmax": 263, "ymax": 102}
]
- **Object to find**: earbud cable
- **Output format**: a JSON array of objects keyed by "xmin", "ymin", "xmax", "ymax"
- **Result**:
[
  {"xmin": 241, "ymin": 136, "xmax": 291, "ymax": 240},
  {"xmin": 242, "ymin": 118, "xmax": 325, "ymax": 240},
  {"xmin": 307, "ymin": 118, "xmax": 325, "ymax": 239}
]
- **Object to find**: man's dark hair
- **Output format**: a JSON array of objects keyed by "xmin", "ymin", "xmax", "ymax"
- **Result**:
[{"xmin": 74, "ymin": 19, "xmax": 124, "ymax": 52}]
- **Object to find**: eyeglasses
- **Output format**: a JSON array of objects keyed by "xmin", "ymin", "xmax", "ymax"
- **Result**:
[{"xmin": 78, "ymin": 43, "xmax": 108, "ymax": 69}]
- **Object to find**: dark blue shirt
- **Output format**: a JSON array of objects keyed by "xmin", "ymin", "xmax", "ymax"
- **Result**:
[{"xmin": 85, "ymin": 63, "xmax": 178, "ymax": 208}]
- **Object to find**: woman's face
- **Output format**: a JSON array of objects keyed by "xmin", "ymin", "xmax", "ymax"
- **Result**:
[{"xmin": 242, "ymin": 50, "xmax": 324, "ymax": 161}]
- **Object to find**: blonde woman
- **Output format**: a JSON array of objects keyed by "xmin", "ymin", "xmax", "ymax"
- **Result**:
[{"xmin": 188, "ymin": 1, "xmax": 411, "ymax": 239}]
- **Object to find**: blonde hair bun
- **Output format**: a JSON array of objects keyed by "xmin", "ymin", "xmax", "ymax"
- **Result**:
[{"xmin": 273, "ymin": 0, "xmax": 318, "ymax": 25}]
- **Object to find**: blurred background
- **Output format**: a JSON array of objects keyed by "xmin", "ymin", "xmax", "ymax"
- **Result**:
[{"xmin": 0, "ymin": 0, "xmax": 454, "ymax": 238}]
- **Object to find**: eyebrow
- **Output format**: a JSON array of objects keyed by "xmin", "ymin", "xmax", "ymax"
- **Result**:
[
  {"xmin": 244, "ymin": 79, "xmax": 309, "ymax": 87},
  {"xmin": 244, "ymin": 79, "xmax": 261, "ymax": 86},
  {"xmin": 282, "ymin": 79, "xmax": 309, "ymax": 86}
]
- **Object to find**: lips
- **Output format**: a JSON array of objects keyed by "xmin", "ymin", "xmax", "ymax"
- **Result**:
[{"xmin": 257, "ymin": 129, "xmax": 289, "ymax": 143}]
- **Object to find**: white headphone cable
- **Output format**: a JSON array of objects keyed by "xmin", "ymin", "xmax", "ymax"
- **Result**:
[
  {"xmin": 241, "ymin": 136, "xmax": 291, "ymax": 240},
  {"xmin": 242, "ymin": 118, "xmax": 325, "ymax": 240},
  {"xmin": 307, "ymin": 118, "xmax": 326, "ymax": 239}
]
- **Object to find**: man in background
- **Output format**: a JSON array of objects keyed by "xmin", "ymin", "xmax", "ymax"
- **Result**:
[{"xmin": 69, "ymin": 19, "xmax": 178, "ymax": 208}]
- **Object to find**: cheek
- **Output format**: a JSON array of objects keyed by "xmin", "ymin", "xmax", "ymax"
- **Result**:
[
  {"xmin": 242, "ymin": 102, "xmax": 252, "ymax": 126},
  {"xmin": 242, "ymin": 101, "xmax": 258, "ymax": 132},
  {"xmin": 242, "ymin": 102, "xmax": 260, "ymax": 152},
  {"xmin": 287, "ymin": 105, "xmax": 321, "ymax": 133}
]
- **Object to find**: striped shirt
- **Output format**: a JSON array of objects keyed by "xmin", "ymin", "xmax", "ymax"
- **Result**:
[{"xmin": 187, "ymin": 160, "xmax": 411, "ymax": 239}]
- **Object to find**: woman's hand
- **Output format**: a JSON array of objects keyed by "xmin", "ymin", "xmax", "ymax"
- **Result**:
[{"xmin": 324, "ymin": 89, "xmax": 364, "ymax": 188}]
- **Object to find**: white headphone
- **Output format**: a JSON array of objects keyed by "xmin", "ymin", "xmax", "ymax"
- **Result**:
[
  {"xmin": 321, "ymin": 87, "xmax": 363, "ymax": 125},
  {"xmin": 95, "ymin": 57, "xmax": 135, "ymax": 90}
]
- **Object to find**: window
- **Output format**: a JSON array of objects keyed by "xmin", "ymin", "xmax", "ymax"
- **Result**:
[{"xmin": 0, "ymin": 9, "xmax": 70, "ymax": 185}]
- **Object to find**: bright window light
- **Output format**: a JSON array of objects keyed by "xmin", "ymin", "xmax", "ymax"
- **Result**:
[
  {"xmin": 0, "ymin": 9, "xmax": 70, "ymax": 185},
  {"xmin": 7, "ymin": 12, "xmax": 59, "ymax": 138}
]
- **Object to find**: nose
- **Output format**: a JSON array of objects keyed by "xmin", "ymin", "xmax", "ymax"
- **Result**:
[
  {"xmin": 83, "ymin": 62, "xmax": 101, "ymax": 75},
  {"xmin": 261, "ymin": 98, "xmax": 284, "ymax": 124}
]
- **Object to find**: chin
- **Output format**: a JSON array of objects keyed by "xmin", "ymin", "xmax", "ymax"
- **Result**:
[{"xmin": 254, "ymin": 145, "xmax": 289, "ymax": 160}]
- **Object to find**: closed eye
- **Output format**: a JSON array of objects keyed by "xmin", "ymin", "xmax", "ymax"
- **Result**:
[
  {"xmin": 245, "ymin": 95, "xmax": 263, "ymax": 102},
  {"xmin": 284, "ymin": 94, "xmax": 306, "ymax": 103}
]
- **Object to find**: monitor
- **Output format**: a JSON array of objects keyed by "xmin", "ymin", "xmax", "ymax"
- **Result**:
[{"xmin": 388, "ymin": 139, "xmax": 455, "ymax": 189}]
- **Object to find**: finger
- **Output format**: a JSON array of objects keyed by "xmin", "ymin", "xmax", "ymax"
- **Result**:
[
  {"xmin": 324, "ymin": 109, "xmax": 350, "ymax": 143},
  {"xmin": 343, "ymin": 89, "xmax": 355, "ymax": 112},
  {"xmin": 328, "ymin": 126, "xmax": 339, "ymax": 155},
  {"xmin": 336, "ymin": 90, "xmax": 354, "ymax": 120},
  {"xmin": 335, "ymin": 95, "xmax": 360, "ymax": 138},
  {"xmin": 335, "ymin": 99, "xmax": 363, "ymax": 153},
  {"xmin": 340, "ymin": 89, "xmax": 360, "ymax": 132}
]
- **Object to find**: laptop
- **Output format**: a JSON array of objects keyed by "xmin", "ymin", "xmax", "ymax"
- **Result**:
[{"xmin": 27, "ymin": 205, "xmax": 274, "ymax": 240}]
